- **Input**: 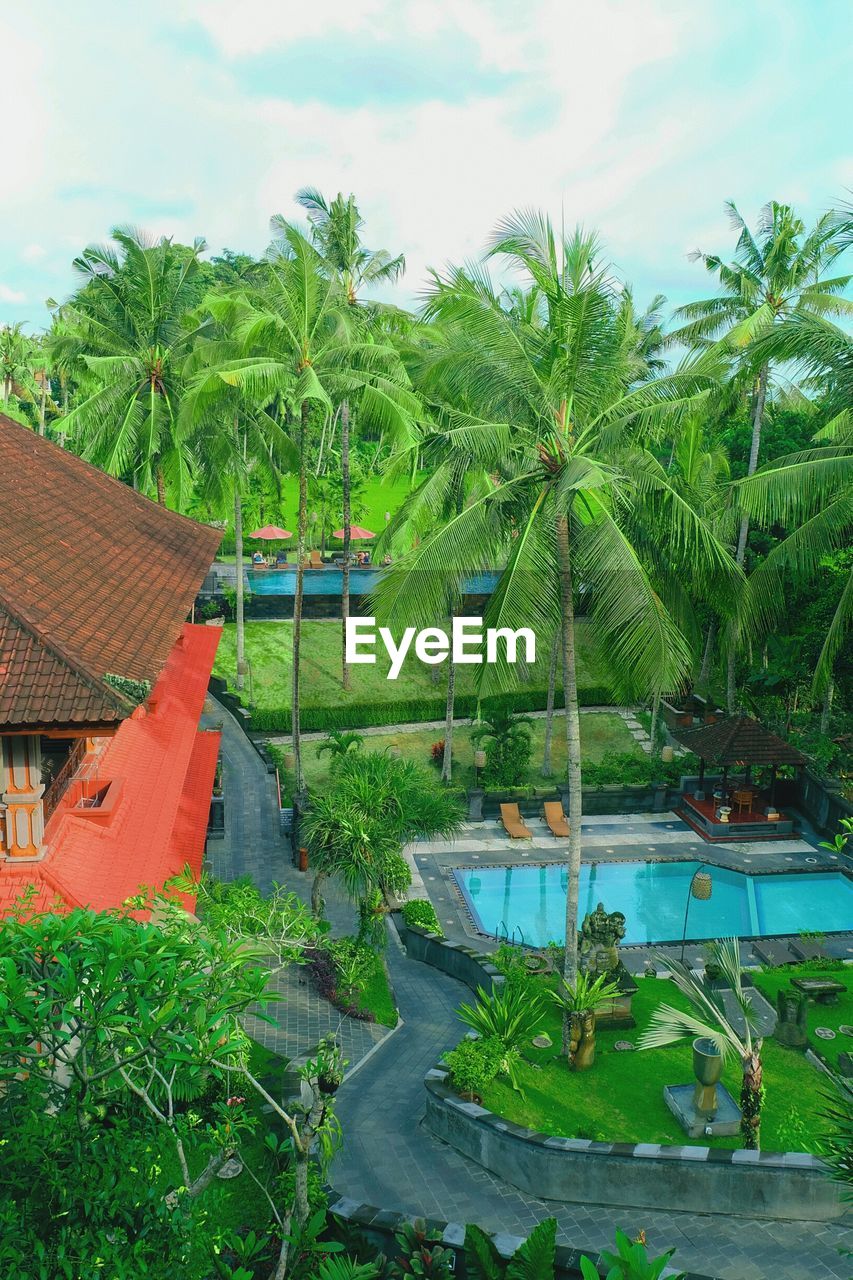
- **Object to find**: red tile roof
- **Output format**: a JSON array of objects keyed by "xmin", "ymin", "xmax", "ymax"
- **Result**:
[
  {"xmin": 673, "ymin": 715, "xmax": 808, "ymax": 766},
  {"xmin": 0, "ymin": 414, "xmax": 221, "ymax": 729},
  {"xmin": 0, "ymin": 624, "xmax": 221, "ymax": 917}
]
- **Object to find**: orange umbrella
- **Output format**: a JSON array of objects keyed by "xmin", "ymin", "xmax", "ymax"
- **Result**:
[
  {"xmin": 248, "ymin": 525, "xmax": 292, "ymax": 539},
  {"xmin": 332, "ymin": 525, "xmax": 374, "ymax": 539}
]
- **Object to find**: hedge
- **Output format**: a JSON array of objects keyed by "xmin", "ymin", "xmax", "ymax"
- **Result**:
[{"xmin": 247, "ymin": 685, "xmax": 615, "ymax": 734}]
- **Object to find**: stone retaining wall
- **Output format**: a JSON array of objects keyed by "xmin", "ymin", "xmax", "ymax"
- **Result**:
[
  {"xmin": 396, "ymin": 918, "xmax": 505, "ymax": 994},
  {"xmin": 424, "ymin": 1067, "xmax": 846, "ymax": 1224},
  {"xmin": 326, "ymin": 1188, "xmax": 719, "ymax": 1279}
]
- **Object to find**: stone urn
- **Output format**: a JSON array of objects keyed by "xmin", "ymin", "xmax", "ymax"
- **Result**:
[{"xmin": 692, "ymin": 1037, "xmax": 723, "ymax": 1117}]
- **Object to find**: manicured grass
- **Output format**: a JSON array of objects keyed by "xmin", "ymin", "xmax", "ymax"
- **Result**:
[
  {"xmin": 294, "ymin": 713, "xmax": 640, "ymax": 795},
  {"xmin": 214, "ymin": 618, "xmax": 613, "ymax": 711},
  {"xmin": 752, "ymin": 963, "xmax": 853, "ymax": 1072},
  {"xmin": 356, "ymin": 954, "xmax": 398, "ymax": 1027},
  {"xmin": 477, "ymin": 975, "xmax": 841, "ymax": 1153}
]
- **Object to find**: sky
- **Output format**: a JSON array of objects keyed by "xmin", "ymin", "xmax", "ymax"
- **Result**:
[{"xmin": 1, "ymin": 0, "xmax": 850, "ymax": 330}]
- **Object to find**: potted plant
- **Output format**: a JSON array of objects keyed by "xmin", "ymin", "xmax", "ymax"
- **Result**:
[
  {"xmin": 312, "ymin": 1036, "xmax": 345, "ymax": 1095},
  {"xmin": 549, "ymin": 970, "xmax": 622, "ymax": 1070}
]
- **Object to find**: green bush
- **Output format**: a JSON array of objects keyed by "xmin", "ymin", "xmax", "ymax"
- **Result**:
[
  {"xmin": 247, "ymin": 685, "xmax": 615, "ymax": 734},
  {"xmin": 580, "ymin": 749, "xmax": 699, "ymax": 788},
  {"xmin": 457, "ymin": 984, "xmax": 545, "ymax": 1050},
  {"xmin": 401, "ymin": 899, "xmax": 444, "ymax": 936},
  {"xmin": 481, "ymin": 732, "xmax": 531, "ymax": 788},
  {"xmin": 442, "ymin": 1036, "xmax": 504, "ymax": 1095}
]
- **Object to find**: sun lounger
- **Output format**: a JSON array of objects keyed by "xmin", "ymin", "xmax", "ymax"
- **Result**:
[
  {"xmin": 752, "ymin": 938, "xmax": 798, "ymax": 968},
  {"xmin": 543, "ymin": 800, "xmax": 570, "ymax": 838},
  {"xmin": 500, "ymin": 803, "xmax": 532, "ymax": 839},
  {"xmin": 790, "ymin": 936, "xmax": 832, "ymax": 962},
  {"xmin": 309, "ymin": 550, "xmax": 324, "ymax": 568}
]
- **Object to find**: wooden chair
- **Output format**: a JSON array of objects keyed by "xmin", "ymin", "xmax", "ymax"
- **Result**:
[
  {"xmin": 310, "ymin": 550, "xmax": 324, "ymax": 568},
  {"xmin": 500, "ymin": 803, "xmax": 532, "ymax": 839},
  {"xmin": 733, "ymin": 788, "xmax": 754, "ymax": 814},
  {"xmin": 543, "ymin": 801, "xmax": 570, "ymax": 838}
]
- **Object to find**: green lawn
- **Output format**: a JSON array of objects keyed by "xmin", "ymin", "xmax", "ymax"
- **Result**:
[
  {"xmin": 214, "ymin": 618, "xmax": 613, "ymax": 711},
  {"xmin": 477, "ymin": 976, "xmax": 842, "ymax": 1153},
  {"xmin": 290, "ymin": 713, "xmax": 640, "ymax": 796},
  {"xmin": 752, "ymin": 963, "xmax": 853, "ymax": 1072},
  {"xmin": 356, "ymin": 954, "xmax": 398, "ymax": 1027}
]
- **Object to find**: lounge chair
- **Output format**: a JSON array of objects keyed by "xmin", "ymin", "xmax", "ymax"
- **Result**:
[
  {"xmin": 310, "ymin": 550, "xmax": 324, "ymax": 568},
  {"xmin": 543, "ymin": 800, "xmax": 570, "ymax": 838},
  {"xmin": 752, "ymin": 938, "xmax": 798, "ymax": 967},
  {"xmin": 500, "ymin": 803, "xmax": 532, "ymax": 839},
  {"xmin": 790, "ymin": 936, "xmax": 831, "ymax": 962}
]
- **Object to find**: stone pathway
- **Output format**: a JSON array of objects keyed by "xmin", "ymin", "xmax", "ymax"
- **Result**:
[
  {"xmin": 203, "ymin": 697, "xmax": 394, "ymax": 1072},
  {"xmin": 331, "ymin": 934, "xmax": 852, "ymax": 1280}
]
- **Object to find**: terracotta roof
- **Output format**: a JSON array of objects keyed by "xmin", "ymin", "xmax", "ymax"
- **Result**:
[
  {"xmin": 673, "ymin": 715, "xmax": 808, "ymax": 766},
  {"xmin": 0, "ymin": 623, "xmax": 221, "ymax": 917},
  {"xmin": 0, "ymin": 414, "xmax": 222, "ymax": 729}
]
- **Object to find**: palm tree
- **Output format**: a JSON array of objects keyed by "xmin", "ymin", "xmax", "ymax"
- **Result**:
[
  {"xmin": 471, "ymin": 708, "xmax": 534, "ymax": 786},
  {"xmin": 206, "ymin": 222, "xmax": 419, "ymax": 793},
  {"xmin": 290, "ymin": 189, "xmax": 406, "ymax": 691},
  {"xmin": 735, "ymin": 314, "xmax": 853, "ymax": 701},
  {"xmin": 670, "ymin": 201, "xmax": 852, "ymax": 709},
  {"xmin": 302, "ymin": 751, "xmax": 462, "ymax": 922},
  {"xmin": 638, "ymin": 938, "xmax": 764, "ymax": 1149},
  {"xmin": 375, "ymin": 213, "xmax": 736, "ymax": 986},
  {"xmin": 549, "ymin": 970, "xmax": 621, "ymax": 1070},
  {"xmin": 316, "ymin": 729, "xmax": 364, "ymax": 763},
  {"xmin": 0, "ymin": 322, "xmax": 38, "ymax": 409},
  {"xmin": 56, "ymin": 228, "xmax": 209, "ymax": 507}
]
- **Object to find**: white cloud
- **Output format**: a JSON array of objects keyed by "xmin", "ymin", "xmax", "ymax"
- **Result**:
[
  {"xmin": 0, "ymin": 285, "xmax": 27, "ymax": 304},
  {"xmin": 21, "ymin": 244, "xmax": 47, "ymax": 262}
]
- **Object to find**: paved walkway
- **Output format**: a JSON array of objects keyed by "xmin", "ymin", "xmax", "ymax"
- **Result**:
[
  {"xmin": 331, "ymin": 933, "xmax": 852, "ymax": 1280},
  {"xmin": 203, "ymin": 697, "xmax": 392, "ymax": 1072}
]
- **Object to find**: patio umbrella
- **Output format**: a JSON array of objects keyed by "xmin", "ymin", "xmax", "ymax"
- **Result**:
[
  {"xmin": 247, "ymin": 525, "xmax": 293, "ymax": 539},
  {"xmin": 332, "ymin": 525, "xmax": 374, "ymax": 539}
]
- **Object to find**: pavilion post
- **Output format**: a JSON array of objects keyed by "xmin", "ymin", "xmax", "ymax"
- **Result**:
[{"xmin": 694, "ymin": 756, "xmax": 706, "ymax": 801}]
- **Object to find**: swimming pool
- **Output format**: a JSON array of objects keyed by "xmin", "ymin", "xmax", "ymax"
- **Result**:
[
  {"xmin": 453, "ymin": 861, "xmax": 853, "ymax": 947},
  {"xmin": 247, "ymin": 568, "xmax": 501, "ymax": 596}
]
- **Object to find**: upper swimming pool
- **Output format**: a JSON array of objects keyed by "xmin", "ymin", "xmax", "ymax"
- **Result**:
[
  {"xmin": 453, "ymin": 861, "xmax": 853, "ymax": 947},
  {"xmin": 246, "ymin": 568, "xmax": 502, "ymax": 596}
]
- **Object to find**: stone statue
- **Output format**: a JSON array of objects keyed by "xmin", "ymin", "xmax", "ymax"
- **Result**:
[
  {"xmin": 773, "ymin": 989, "xmax": 809, "ymax": 1049},
  {"xmin": 579, "ymin": 902, "xmax": 626, "ymax": 979}
]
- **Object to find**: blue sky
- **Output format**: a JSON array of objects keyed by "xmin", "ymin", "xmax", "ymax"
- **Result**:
[{"xmin": 1, "ymin": 0, "xmax": 850, "ymax": 329}]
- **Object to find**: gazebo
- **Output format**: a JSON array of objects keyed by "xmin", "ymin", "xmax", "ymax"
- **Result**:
[{"xmin": 672, "ymin": 715, "xmax": 807, "ymax": 841}]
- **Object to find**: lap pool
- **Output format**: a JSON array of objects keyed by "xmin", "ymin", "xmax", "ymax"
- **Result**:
[
  {"xmin": 453, "ymin": 861, "xmax": 853, "ymax": 947},
  {"xmin": 247, "ymin": 568, "xmax": 501, "ymax": 596}
]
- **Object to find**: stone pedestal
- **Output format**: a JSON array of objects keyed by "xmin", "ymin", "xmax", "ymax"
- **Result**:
[
  {"xmin": 467, "ymin": 788, "xmax": 484, "ymax": 822},
  {"xmin": 664, "ymin": 1083, "xmax": 742, "ymax": 1138}
]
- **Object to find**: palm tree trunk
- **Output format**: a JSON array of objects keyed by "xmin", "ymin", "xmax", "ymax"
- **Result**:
[
  {"xmin": 441, "ymin": 655, "xmax": 455, "ymax": 783},
  {"xmin": 699, "ymin": 616, "xmax": 717, "ymax": 688},
  {"xmin": 649, "ymin": 688, "xmax": 661, "ymax": 753},
  {"xmin": 728, "ymin": 363, "xmax": 769, "ymax": 712},
  {"xmin": 541, "ymin": 635, "xmax": 559, "ymax": 777},
  {"xmin": 341, "ymin": 400, "xmax": 352, "ymax": 691},
  {"xmin": 740, "ymin": 1047, "xmax": 763, "ymax": 1149},
  {"xmin": 234, "ymin": 481, "xmax": 245, "ymax": 693},
  {"xmin": 38, "ymin": 381, "xmax": 47, "ymax": 435},
  {"xmin": 292, "ymin": 403, "xmax": 309, "ymax": 794},
  {"xmin": 556, "ymin": 514, "xmax": 582, "ymax": 990},
  {"xmin": 156, "ymin": 465, "xmax": 167, "ymax": 507}
]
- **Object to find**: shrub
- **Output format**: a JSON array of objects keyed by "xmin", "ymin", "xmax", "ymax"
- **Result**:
[
  {"xmin": 381, "ymin": 853, "xmax": 412, "ymax": 900},
  {"xmin": 430, "ymin": 739, "xmax": 445, "ymax": 764},
  {"xmin": 457, "ymin": 984, "xmax": 545, "ymax": 1050},
  {"xmin": 390, "ymin": 1219, "xmax": 455, "ymax": 1280},
  {"xmin": 491, "ymin": 942, "xmax": 532, "ymax": 989},
  {"xmin": 306, "ymin": 941, "xmax": 377, "ymax": 1023},
  {"xmin": 246, "ymin": 685, "xmax": 615, "ymax": 734},
  {"xmin": 580, "ymin": 750, "xmax": 699, "ymax": 788},
  {"xmin": 401, "ymin": 899, "xmax": 443, "ymax": 936},
  {"xmin": 442, "ymin": 1036, "xmax": 504, "ymax": 1096}
]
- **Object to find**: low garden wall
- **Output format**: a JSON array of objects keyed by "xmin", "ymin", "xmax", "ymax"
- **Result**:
[
  {"xmin": 396, "ymin": 918, "xmax": 505, "ymax": 995},
  {"xmin": 326, "ymin": 1188, "xmax": 718, "ymax": 1279},
  {"xmin": 424, "ymin": 1068, "xmax": 845, "ymax": 1224}
]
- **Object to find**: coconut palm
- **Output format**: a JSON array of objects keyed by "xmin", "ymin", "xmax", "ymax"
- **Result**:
[
  {"xmin": 289, "ymin": 189, "xmax": 406, "ymax": 691},
  {"xmin": 55, "ymin": 228, "xmax": 209, "ymax": 506},
  {"xmin": 736, "ymin": 314, "xmax": 853, "ymax": 701},
  {"xmin": 316, "ymin": 729, "xmax": 364, "ymax": 762},
  {"xmin": 0, "ymin": 322, "xmax": 38, "ymax": 409},
  {"xmin": 638, "ymin": 938, "xmax": 764, "ymax": 1149},
  {"xmin": 374, "ymin": 212, "xmax": 736, "ymax": 987},
  {"xmin": 206, "ymin": 223, "xmax": 419, "ymax": 792},
  {"xmin": 670, "ymin": 201, "xmax": 852, "ymax": 709}
]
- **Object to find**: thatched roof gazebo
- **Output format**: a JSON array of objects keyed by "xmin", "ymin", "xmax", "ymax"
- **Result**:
[{"xmin": 674, "ymin": 715, "xmax": 807, "ymax": 814}]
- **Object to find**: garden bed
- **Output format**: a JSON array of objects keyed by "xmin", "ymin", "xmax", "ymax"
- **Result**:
[
  {"xmin": 476, "ymin": 974, "xmax": 841, "ymax": 1154},
  {"xmin": 752, "ymin": 961, "xmax": 853, "ymax": 1073}
]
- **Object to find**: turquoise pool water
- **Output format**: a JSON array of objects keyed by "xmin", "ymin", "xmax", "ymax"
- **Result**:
[
  {"xmin": 453, "ymin": 861, "xmax": 853, "ymax": 946},
  {"xmin": 246, "ymin": 568, "xmax": 501, "ymax": 596}
]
